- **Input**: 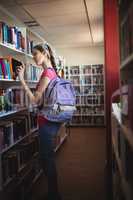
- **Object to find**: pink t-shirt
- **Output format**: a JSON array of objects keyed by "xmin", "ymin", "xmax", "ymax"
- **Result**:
[{"xmin": 36, "ymin": 68, "xmax": 57, "ymax": 127}]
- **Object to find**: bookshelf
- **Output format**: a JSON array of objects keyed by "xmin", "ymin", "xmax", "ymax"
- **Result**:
[
  {"xmin": 111, "ymin": 1, "xmax": 133, "ymax": 199},
  {"xmin": 64, "ymin": 64, "xmax": 105, "ymax": 126},
  {"xmin": 0, "ymin": 5, "xmax": 68, "ymax": 200}
]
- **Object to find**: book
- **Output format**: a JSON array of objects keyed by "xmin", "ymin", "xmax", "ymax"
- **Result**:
[
  {"xmin": 13, "ymin": 117, "xmax": 28, "ymax": 142},
  {"xmin": 30, "ymin": 112, "xmax": 38, "ymax": 130},
  {"xmin": 0, "ymin": 58, "xmax": 8, "ymax": 79},
  {"xmin": 0, "ymin": 62, "xmax": 4, "ymax": 79},
  {"xmin": 0, "ymin": 122, "xmax": 14, "ymax": 149},
  {"xmin": 0, "ymin": 127, "xmax": 4, "ymax": 151},
  {"xmin": 2, "ymin": 151, "xmax": 18, "ymax": 184},
  {"xmin": 0, "ymin": 22, "xmax": 4, "ymax": 43},
  {"xmin": 27, "ymin": 37, "xmax": 34, "ymax": 55}
]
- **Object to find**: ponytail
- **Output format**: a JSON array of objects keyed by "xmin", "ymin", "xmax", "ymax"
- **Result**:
[{"xmin": 44, "ymin": 43, "xmax": 58, "ymax": 75}]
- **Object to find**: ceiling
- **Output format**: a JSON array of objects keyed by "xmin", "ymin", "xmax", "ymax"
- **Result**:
[{"xmin": 0, "ymin": 0, "xmax": 104, "ymax": 48}]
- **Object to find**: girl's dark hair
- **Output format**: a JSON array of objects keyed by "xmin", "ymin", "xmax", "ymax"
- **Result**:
[{"xmin": 32, "ymin": 43, "xmax": 58, "ymax": 74}]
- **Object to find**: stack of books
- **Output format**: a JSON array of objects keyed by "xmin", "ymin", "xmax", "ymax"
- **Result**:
[{"xmin": 0, "ymin": 21, "xmax": 25, "ymax": 51}]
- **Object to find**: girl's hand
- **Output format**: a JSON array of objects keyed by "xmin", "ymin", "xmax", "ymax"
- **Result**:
[{"xmin": 17, "ymin": 63, "xmax": 25, "ymax": 81}]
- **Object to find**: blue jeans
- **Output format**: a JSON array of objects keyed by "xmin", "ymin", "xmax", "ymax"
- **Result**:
[{"xmin": 38, "ymin": 121, "xmax": 61, "ymax": 199}]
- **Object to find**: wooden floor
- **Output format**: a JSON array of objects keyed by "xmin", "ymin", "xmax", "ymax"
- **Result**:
[{"xmin": 32, "ymin": 127, "xmax": 106, "ymax": 200}]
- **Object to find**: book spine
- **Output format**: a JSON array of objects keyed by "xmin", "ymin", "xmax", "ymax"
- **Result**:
[
  {"xmin": 0, "ymin": 22, "xmax": 3, "ymax": 43},
  {"xmin": 0, "ymin": 59, "xmax": 6, "ymax": 79},
  {"xmin": 3, "ymin": 59, "xmax": 11, "ymax": 80},
  {"xmin": 0, "ymin": 62, "xmax": 4, "ymax": 79}
]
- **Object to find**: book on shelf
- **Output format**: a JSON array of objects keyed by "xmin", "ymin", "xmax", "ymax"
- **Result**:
[
  {"xmin": 30, "ymin": 111, "xmax": 38, "ymax": 130},
  {"xmin": 2, "ymin": 151, "xmax": 18, "ymax": 184},
  {"xmin": 0, "ymin": 88, "xmax": 26, "ymax": 114},
  {"xmin": 82, "ymin": 65, "xmax": 91, "ymax": 74},
  {"xmin": 70, "ymin": 76, "xmax": 80, "ymax": 85},
  {"xmin": 26, "ymin": 37, "xmax": 34, "ymax": 55},
  {"xmin": 1, "ymin": 136, "xmax": 39, "ymax": 186},
  {"xmin": 0, "ymin": 121, "xmax": 14, "ymax": 151},
  {"xmin": 93, "ymin": 116, "xmax": 104, "ymax": 125},
  {"xmin": 65, "ymin": 64, "xmax": 105, "ymax": 126},
  {"xmin": 81, "ymin": 76, "xmax": 91, "ymax": 85},
  {"xmin": 120, "ymin": 2, "xmax": 133, "ymax": 62},
  {"xmin": 92, "ymin": 75, "xmax": 103, "ymax": 84},
  {"xmin": 17, "ymin": 137, "xmax": 39, "ymax": 171},
  {"xmin": 70, "ymin": 66, "xmax": 80, "ymax": 75},
  {"xmin": 0, "ymin": 87, "xmax": 38, "ymax": 114},
  {"xmin": 26, "ymin": 64, "xmax": 42, "ymax": 82},
  {"xmin": 0, "ymin": 21, "xmax": 26, "ymax": 51},
  {"xmin": 74, "ymin": 86, "xmax": 80, "ymax": 95},
  {"xmin": 0, "ymin": 114, "xmax": 30, "ymax": 152},
  {"xmin": 0, "ymin": 57, "xmax": 22, "ymax": 80},
  {"xmin": 12, "ymin": 115, "xmax": 30, "ymax": 142},
  {"xmin": 121, "ymin": 84, "xmax": 133, "ymax": 131},
  {"xmin": 92, "ymin": 65, "xmax": 103, "ymax": 74}
]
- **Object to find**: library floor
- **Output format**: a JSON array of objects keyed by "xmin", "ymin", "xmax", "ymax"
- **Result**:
[{"xmin": 32, "ymin": 127, "xmax": 106, "ymax": 200}]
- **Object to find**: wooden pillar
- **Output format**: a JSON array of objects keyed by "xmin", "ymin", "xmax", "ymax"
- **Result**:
[{"xmin": 104, "ymin": 0, "xmax": 120, "ymax": 199}]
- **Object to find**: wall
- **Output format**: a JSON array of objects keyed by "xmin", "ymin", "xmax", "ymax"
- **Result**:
[{"xmin": 56, "ymin": 46, "xmax": 104, "ymax": 66}]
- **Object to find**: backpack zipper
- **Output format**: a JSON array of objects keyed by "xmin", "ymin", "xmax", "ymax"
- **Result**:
[{"xmin": 48, "ymin": 82, "xmax": 70, "ymax": 98}]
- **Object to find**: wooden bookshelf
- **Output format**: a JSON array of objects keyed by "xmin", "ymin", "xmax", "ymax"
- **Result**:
[
  {"xmin": 0, "ymin": 108, "xmax": 27, "ymax": 119},
  {"xmin": 121, "ymin": 53, "xmax": 133, "ymax": 69},
  {"xmin": 111, "ymin": 112, "xmax": 133, "ymax": 200},
  {"xmin": 111, "ymin": 1, "xmax": 133, "ymax": 199},
  {"xmin": 0, "ymin": 5, "xmax": 68, "ymax": 199},
  {"xmin": 65, "ymin": 64, "xmax": 105, "ymax": 126}
]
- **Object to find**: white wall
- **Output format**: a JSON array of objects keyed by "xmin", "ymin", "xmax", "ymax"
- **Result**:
[{"xmin": 56, "ymin": 46, "xmax": 104, "ymax": 66}]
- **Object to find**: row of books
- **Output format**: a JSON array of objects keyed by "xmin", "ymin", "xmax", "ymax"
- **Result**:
[
  {"xmin": 0, "ymin": 57, "xmax": 22, "ymax": 80},
  {"xmin": 65, "ymin": 65, "xmax": 104, "ymax": 76},
  {"xmin": 0, "ymin": 21, "xmax": 25, "ymax": 51},
  {"xmin": 0, "ymin": 88, "xmax": 25, "ymax": 113},
  {"xmin": 120, "ymin": 3, "xmax": 133, "ymax": 62},
  {"xmin": 26, "ymin": 64, "xmax": 42, "ymax": 82},
  {"xmin": 0, "ymin": 87, "xmax": 38, "ymax": 114},
  {"xmin": 0, "ymin": 56, "xmax": 42, "ymax": 81},
  {"xmin": 82, "ymin": 65, "xmax": 103, "ymax": 74},
  {"xmin": 69, "ymin": 66, "xmax": 80, "ymax": 75},
  {"xmin": 76, "ymin": 95, "xmax": 104, "ymax": 105},
  {"xmin": 74, "ymin": 87, "xmax": 104, "ymax": 96},
  {"xmin": 71, "ymin": 115, "xmax": 104, "ymax": 125},
  {"xmin": 91, "ymin": 65, "xmax": 103, "ymax": 74},
  {"xmin": 82, "ymin": 66, "xmax": 92, "ymax": 74},
  {"xmin": 2, "ymin": 136, "xmax": 39, "ymax": 185},
  {"xmin": 75, "ymin": 106, "xmax": 104, "ymax": 115},
  {"xmin": 80, "ymin": 75, "xmax": 104, "ymax": 85},
  {"xmin": 70, "ymin": 77, "xmax": 80, "ymax": 85},
  {"xmin": 70, "ymin": 77, "xmax": 104, "ymax": 86},
  {"xmin": 0, "ymin": 115, "xmax": 30, "ymax": 151}
]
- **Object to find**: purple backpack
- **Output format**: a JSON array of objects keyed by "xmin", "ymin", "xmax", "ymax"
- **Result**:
[{"xmin": 39, "ymin": 76, "xmax": 76, "ymax": 122}]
